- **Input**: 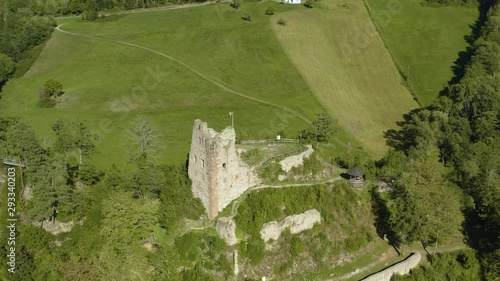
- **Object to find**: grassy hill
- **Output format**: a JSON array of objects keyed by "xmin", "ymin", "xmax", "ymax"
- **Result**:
[
  {"xmin": 0, "ymin": 0, "xmax": 426, "ymax": 166},
  {"xmin": 0, "ymin": 3, "xmax": 325, "ymax": 167},
  {"xmin": 367, "ymin": 0, "xmax": 478, "ymax": 106},
  {"xmin": 271, "ymin": 0, "xmax": 418, "ymax": 158}
]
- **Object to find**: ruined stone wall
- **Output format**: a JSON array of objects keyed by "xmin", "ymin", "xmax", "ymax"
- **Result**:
[
  {"xmin": 188, "ymin": 120, "xmax": 259, "ymax": 219},
  {"xmin": 361, "ymin": 252, "xmax": 422, "ymax": 281}
]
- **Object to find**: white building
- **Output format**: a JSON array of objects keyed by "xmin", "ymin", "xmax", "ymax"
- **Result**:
[{"xmin": 283, "ymin": 0, "xmax": 301, "ymax": 4}]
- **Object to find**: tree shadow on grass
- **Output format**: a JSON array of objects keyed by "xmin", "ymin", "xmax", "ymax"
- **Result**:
[
  {"xmin": 369, "ymin": 187, "xmax": 402, "ymax": 255},
  {"xmin": 437, "ymin": 0, "xmax": 493, "ymax": 99},
  {"xmin": 383, "ymin": 108, "xmax": 427, "ymax": 152}
]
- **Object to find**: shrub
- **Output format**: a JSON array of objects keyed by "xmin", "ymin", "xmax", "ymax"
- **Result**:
[
  {"xmin": 265, "ymin": 7, "xmax": 275, "ymax": 15},
  {"xmin": 230, "ymin": 0, "xmax": 240, "ymax": 9},
  {"xmin": 277, "ymin": 18, "xmax": 286, "ymax": 25},
  {"xmin": 38, "ymin": 93, "xmax": 57, "ymax": 108},
  {"xmin": 43, "ymin": 79, "xmax": 64, "ymax": 97},
  {"xmin": 0, "ymin": 53, "xmax": 15, "ymax": 83},
  {"xmin": 79, "ymin": 164, "xmax": 105, "ymax": 185},
  {"xmin": 242, "ymin": 14, "xmax": 252, "ymax": 22},
  {"xmin": 38, "ymin": 79, "xmax": 64, "ymax": 108},
  {"xmin": 304, "ymin": 0, "xmax": 314, "ymax": 8},
  {"xmin": 300, "ymin": 112, "xmax": 336, "ymax": 143},
  {"xmin": 290, "ymin": 236, "xmax": 304, "ymax": 256},
  {"xmin": 246, "ymin": 237, "xmax": 265, "ymax": 264}
]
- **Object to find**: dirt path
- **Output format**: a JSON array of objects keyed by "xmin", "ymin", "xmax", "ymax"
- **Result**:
[{"xmin": 54, "ymin": 25, "xmax": 311, "ymax": 124}]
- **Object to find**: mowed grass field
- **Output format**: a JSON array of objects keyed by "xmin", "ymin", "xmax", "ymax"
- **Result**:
[
  {"xmin": 367, "ymin": 0, "xmax": 478, "ymax": 105},
  {"xmin": 0, "ymin": 3, "xmax": 326, "ymax": 167},
  {"xmin": 272, "ymin": 0, "xmax": 418, "ymax": 157}
]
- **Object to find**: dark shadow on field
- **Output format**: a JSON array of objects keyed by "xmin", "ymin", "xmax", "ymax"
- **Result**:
[
  {"xmin": 0, "ymin": 80, "xmax": 8, "ymax": 100},
  {"xmin": 340, "ymin": 172, "xmax": 349, "ymax": 180},
  {"xmin": 370, "ymin": 187, "xmax": 402, "ymax": 255},
  {"xmin": 383, "ymin": 108, "xmax": 426, "ymax": 152},
  {"xmin": 438, "ymin": 0, "xmax": 493, "ymax": 98}
]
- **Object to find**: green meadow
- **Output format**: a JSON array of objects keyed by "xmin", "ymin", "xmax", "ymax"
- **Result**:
[
  {"xmin": 0, "ymin": 0, "xmax": 476, "ymax": 167},
  {"xmin": 271, "ymin": 0, "xmax": 418, "ymax": 157},
  {"xmin": 367, "ymin": 0, "xmax": 478, "ymax": 106},
  {"xmin": 0, "ymin": 3, "xmax": 325, "ymax": 167}
]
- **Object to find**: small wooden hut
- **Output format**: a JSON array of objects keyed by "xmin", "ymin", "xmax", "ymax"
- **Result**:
[{"xmin": 346, "ymin": 167, "xmax": 365, "ymax": 187}]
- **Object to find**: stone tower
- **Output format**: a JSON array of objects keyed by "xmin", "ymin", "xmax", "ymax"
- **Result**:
[{"xmin": 188, "ymin": 119, "xmax": 259, "ymax": 219}]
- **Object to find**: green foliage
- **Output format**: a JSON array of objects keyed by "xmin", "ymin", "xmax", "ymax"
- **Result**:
[
  {"xmin": 181, "ymin": 263, "xmax": 217, "ymax": 281},
  {"xmin": 265, "ymin": 7, "xmax": 275, "ymax": 15},
  {"xmin": 51, "ymin": 119, "xmax": 98, "ymax": 166},
  {"xmin": 126, "ymin": 163, "xmax": 165, "ymax": 199},
  {"xmin": 44, "ymin": 79, "xmax": 64, "ymax": 98},
  {"xmin": 173, "ymin": 231, "xmax": 227, "ymax": 278},
  {"xmin": 386, "ymin": 154, "xmax": 463, "ymax": 250},
  {"xmin": 38, "ymin": 93, "xmax": 57, "ymax": 108},
  {"xmin": 159, "ymin": 164, "xmax": 204, "ymax": 232},
  {"xmin": 0, "ymin": 53, "xmax": 15, "ymax": 83},
  {"xmin": 175, "ymin": 232, "xmax": 203, "ymax": 261},
  {"xmin": 230, "ymin": 0, "xmax": 241, "ymax": 9},
  {"xmin": 235, "ymin": 182, "xmax": 374, "ymax": 263},
  {"xmin": 378, "ymin": 2, "xmax": 499, "ymax": 277},
  {"xmin": 260, "ymin": 162, "xmax": 283, "ymax": 181},
  {"xmin": 245, "ymin": 237, "xmax": 265, "ymax": 265},
  {"xmin": 304, "ymin": 0, "xmax": 314, "ymax": 8},
  {"xmin": 124, "ymin": 116, "xmax": 161, "ymax": 164},
  {"xmin": 0, "ymin": 11, "xmax": 55, "ymax": 69},
  {"xmin": 289, "ymin": 152, "xmax": 323, "ymax": 176},
  {"xmin": 82, "ymin": 0, "xmax": 99, "ymax": 21},
  {"xmin": 392, "ymin": 250, "xmax": 481, "ymax": 280},
  {"xmin": 4, "ymin": 121, "xmax": 47, "ymax": 181},
  {"xmin": 290, "ymin": 236, "xmax": 304, "ymax": 256},
  {"xmin": 301, "ymin": 112, "xmax": 337, "ymax": 143},
  {"xmin": 34, "ymin": 157, "xmax": 75, "ymax": 221},
  {"xmin": 38, "ymin": 79, "xmax": 64, "ymax": 108},
  {"xmin": 78, "ymin": 164, "xmax": 104, "ymax": 185},
  {"xmin": 240, "ymin": 148, "xmax": 263, "ymax": 165},
  {"xmin": 277, "ymin": 18, "xmax": 286, "ymax": 25},
  {"xmin": 100, "ymin": 191, "xmax": 158, "ymax": 245},
  {"xmin": 148, "ymin": 244, "xmax": 181, "ymax": 280}
]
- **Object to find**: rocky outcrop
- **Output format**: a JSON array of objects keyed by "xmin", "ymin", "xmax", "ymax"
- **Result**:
[
  {"xmin": 361, "ymin": 252, "xmax": 422, "ymax": 281},
  {"xmin": 260, "ymin": 209, "xmax": 321, "ymax": 242},
  {"xmin": 40, "ymin": 220, "xmax": 75, "ymax": 235},
  {"xmin": 35, "ymin": 218, "xmax": 86, "ymax": 235},
  {"xmin": 279, "ymin": 145, "xmax": 314, "ymax": 172},
  {"xmin": 216, "ymin": 217, "xmax": 238, "ymax": 246}
]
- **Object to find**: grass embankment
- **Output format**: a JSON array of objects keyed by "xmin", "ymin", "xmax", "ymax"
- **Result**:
[
  {"xmin": 367, "ymin": 0, "xmax": 478, "ymax": 106},
  {"xmin": 0, "ymin": 3, "xmax": 325, "ymax": 168},
  {"xmin": 272, "ymin": 0, "xmax": 418, "ymax": 158}
]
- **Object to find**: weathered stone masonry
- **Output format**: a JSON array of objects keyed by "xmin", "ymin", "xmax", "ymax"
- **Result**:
[{"xmin": 188, "ymin": 120, "xmax": 259, "ymax": 219}]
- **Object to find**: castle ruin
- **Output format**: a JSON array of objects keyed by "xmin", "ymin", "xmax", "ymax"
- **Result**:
[{"xmin": 188, "ymin": 120, "xmax": 259, "ymax": 219}]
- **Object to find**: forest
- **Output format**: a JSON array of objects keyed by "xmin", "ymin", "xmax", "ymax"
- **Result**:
[{"xmin": 377, "ymin": 0, "xmax": 499, "ymax": 278}]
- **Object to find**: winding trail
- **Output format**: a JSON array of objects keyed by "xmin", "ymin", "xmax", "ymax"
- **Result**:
[{"xmin": 55, "ymin": 25, "xmax": 311, "ymax": 124}]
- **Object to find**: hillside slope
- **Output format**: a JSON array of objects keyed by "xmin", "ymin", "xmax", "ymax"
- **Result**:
[{"xmin": 272, "ymin": 0, "xmax": 418, "ymax": 157}]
